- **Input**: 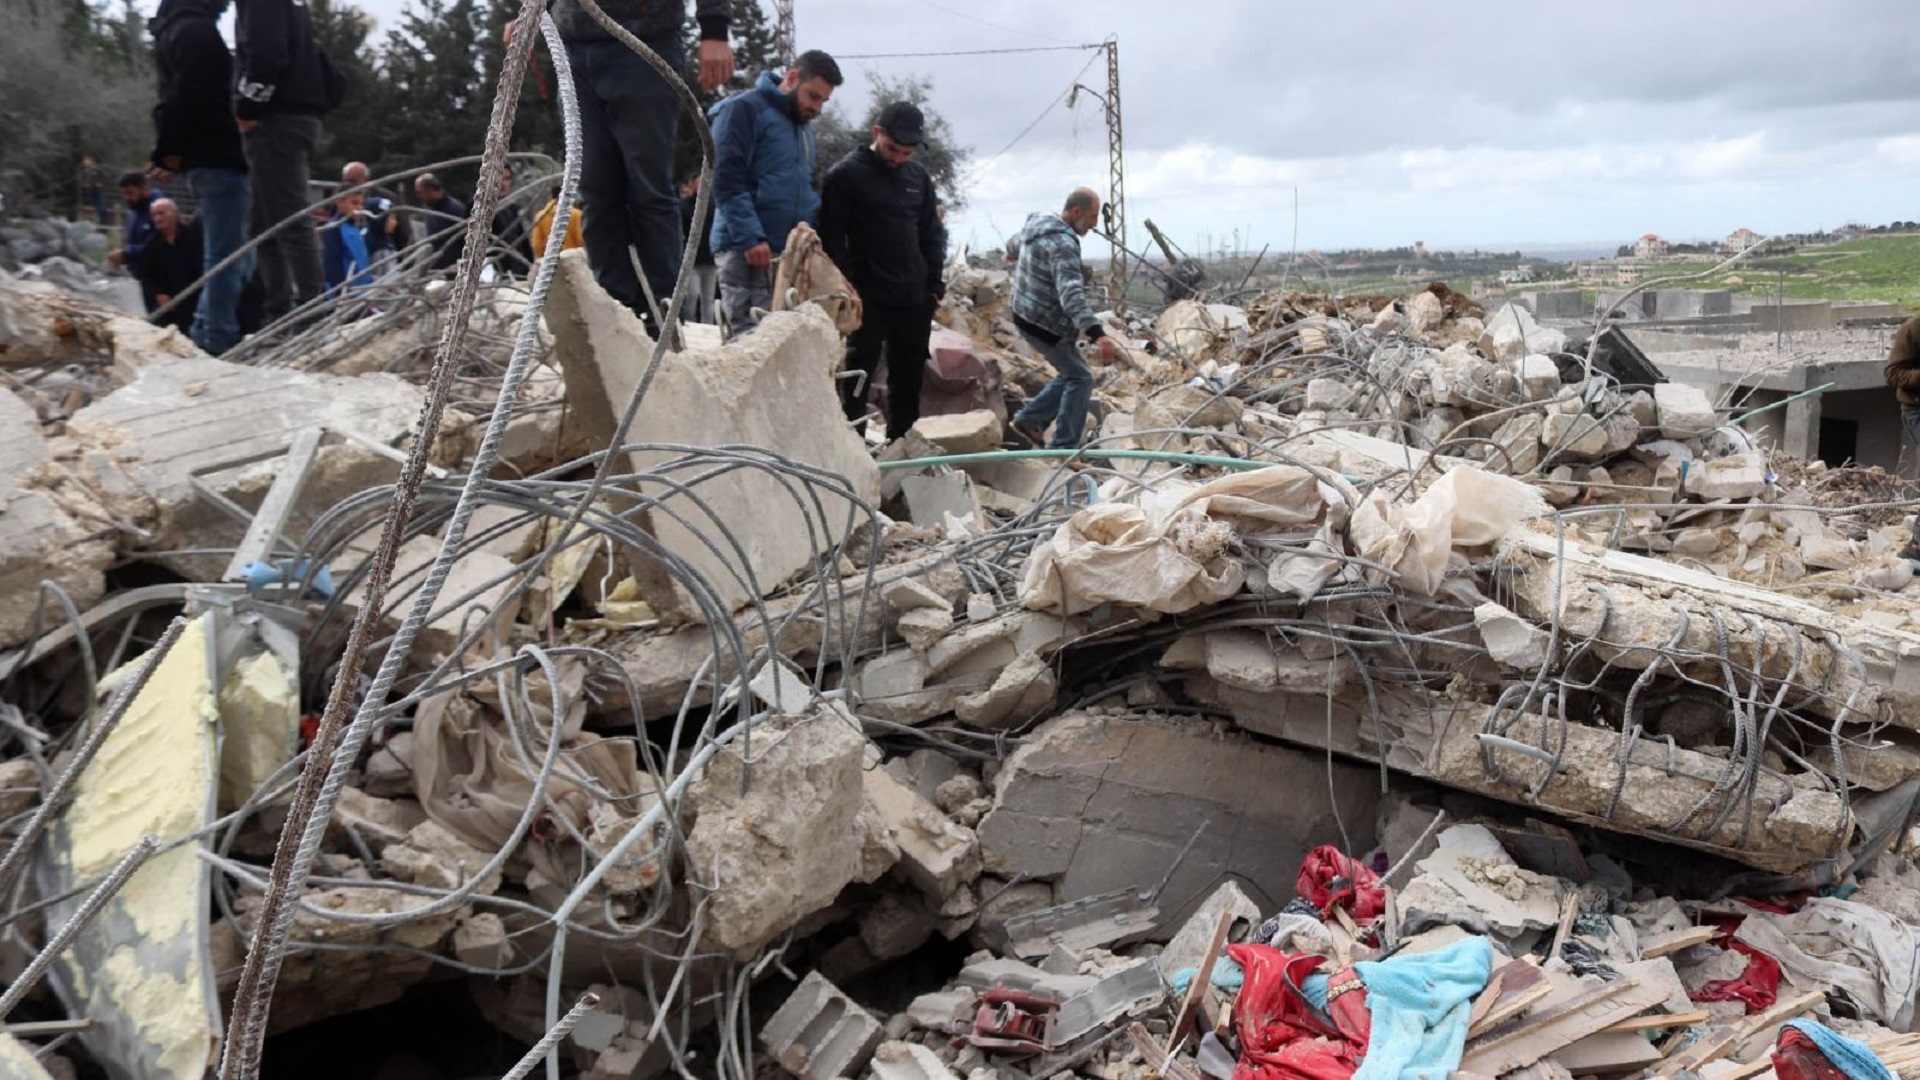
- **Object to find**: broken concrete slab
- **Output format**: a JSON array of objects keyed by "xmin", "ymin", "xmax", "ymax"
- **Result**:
[
  {"xmin": 1158, "ymin": 882, "xmax": 1262, "ymax": 976},
  {"xmin": 548, "ymin": 251, "xmax": 880, "ymax": 624},
  {"xmin": 870, "ymin": 1041, "xmax": 960, "ymax": 1080},
  {"xmin": 1473, "ymin": 602, "xmax": 1550, "ymax": 670},
  {"xmin": 953, "ymin": 651, "xmax": 1057, "ymax": 730},
  {"xmin": 0, "ymin": 387, "xmax": 112, "ymax": 648},
  {"xmin": 976, "ymin": 711, "xmax": 1380, "ymax": 931},
  {"xmin": 686, "ymin": 708, "xmax": 887, "ymax": 956},
  {"xmin": 62, "ymin": 354, "xmax": 422, "ymax": 582},
  {"xmin": 1653, "ymin": 382, "xmax": 1717, "ymax": 439}
]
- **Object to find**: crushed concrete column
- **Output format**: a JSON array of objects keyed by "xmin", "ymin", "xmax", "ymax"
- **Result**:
[{"xmin": 546, "ymin": 251, "xmax": 881, "ymax": 624}]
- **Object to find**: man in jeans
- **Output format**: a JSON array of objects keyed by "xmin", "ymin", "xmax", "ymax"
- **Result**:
[
  {"xmin": 819, "ymin": 101, "xmax": 947, "ymax": 440},
  {"xmin": 1883, "ymin": 315, "xmax": 1920, "ymax": 562},
  {"xmin": 1009, "ymin": 187, "xmax": 1116, "ymax": 451},
  {"xmin": 234, "ymin": 0, "xmax": 333, "ymax": 322},
  {"xmin": 547, "ymin": 0, "xmax": 732, "ymax": 335},
  {"xmin": 149, "ymin": 0, "xmax": 251, "ymax": 354},
  {"xmin": 708, "ymin": 49, "xmax": 841, "ymax": 339}
]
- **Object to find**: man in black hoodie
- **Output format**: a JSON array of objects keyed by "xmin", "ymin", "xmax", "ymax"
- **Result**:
[
  {"xmin": 149, "ymin": 0, "xmax": 252, "ymax": 354},
  {"xmin": 234, "ymin": 0, "xmax": 335, "ymax": 322},
  {"xmin": 818, "ymin": 101, "xmax": 946, "ymax": 441}
]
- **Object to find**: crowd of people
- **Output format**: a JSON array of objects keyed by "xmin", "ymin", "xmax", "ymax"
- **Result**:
[{"xmin": 92, "ymin": 0, "xmax": 1113, "ymax": 447}]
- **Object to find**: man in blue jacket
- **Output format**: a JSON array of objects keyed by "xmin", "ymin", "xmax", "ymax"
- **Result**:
[{"xmin": 708, "ymin": 49, "xmax": 842, "ymax": 339}]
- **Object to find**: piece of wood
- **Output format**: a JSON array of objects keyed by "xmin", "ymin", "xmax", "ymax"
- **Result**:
[
  {"xmin": 1467, "ymin": 962, "xmax": 1552, "ymax": 1040},
  {"xmin": 1551, "ymin": 1031, "xmax": 1668, "ymax": 1073},
  {"xmin": 1128, "ymin": 1022, "xmax": 1200, "ymax": 1080},
  {"xmin": 1469, "ymin": 969, "xmax": 1511, "ymax": 1030},
  {"xmin": 1462, "ymin": 975, "xmax": 1672, "ymax": 1077},
  {"xmin": 1601, "ymin": 1010, "xmax": 1710, "ymax": 1034},
  {"xmin": 1639, "ymin": 926, "xmax": 1719, "ymax": 959},
  {"xmin": 1163, "ymin": 910, "xmax": 1233, "ymax": 1057},
  {"xmin": 1733, "ymin": 990, "xmax": 1826, "ymax": 1041},
  {"xmin": 1546, "ymin": 891, "xmax": 1580, "ymax": 968}
]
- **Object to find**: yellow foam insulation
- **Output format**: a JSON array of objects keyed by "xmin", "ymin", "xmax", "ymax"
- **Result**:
[
  {"xmin": 59, "ymin": 614, "xmax": 217, "ymax": 1080},
  {"xmin": 216, "ymin": 650, "xmax": 298, "ymax": 814},
  {"xmin": 0, "ymin": 1032, "xmax": 54, "ymax": 1080}
]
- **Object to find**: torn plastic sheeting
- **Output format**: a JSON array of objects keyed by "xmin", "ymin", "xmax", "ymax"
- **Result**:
[
  {"xmin": 1734, "ymin": 898, "xmax": 1920, "ymax": 1030},
  {"xmin": 1019, "ymin": 466, "xmax": 1350, "ymax": 616},
  {"xmin": 1349, "ymin": 467, "xmax": 1549, "ymax": 596},
  {"xmin": 409, "ymin": 659, "xmax": 651, "ymax": 889}
]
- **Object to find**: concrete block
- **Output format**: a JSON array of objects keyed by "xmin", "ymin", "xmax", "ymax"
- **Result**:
[
  {"xmin": 1474, "ymin": 602, "xmax": 1550, "ymax": 671},
  {"xmin": 1541, "ymin": 412, "xmax": 1609, "ymax": 457},
  {"xmin": 687, "ymin": 708, "xmax": 881, "ymax": 955},
  {"xmin": 902, "ymin": 473, "xmax": 984, "ymax": 533},
  {"xmin": 548, "ymin": 251, "xmax": 880, "ymax": 623},
  {"xmin": 859, "ymin": 892, "xmax": 937, "ymax": 960},
  {"xmin": 911, "ymin": 410, "xmax": 1002, "ymax": 455},
  {"xmin": 1491, "ymin": 414, "xmax": 1543, "ymax": 475},
  {"xmin": 870, "ymin": 1041, "xmax": 960, "ymax": 1080},
  {"xmin": 1685, "ymin": 453, "xmax": 1767, "ymax": 501},
  {"xmin": 1159, "ymin": 882, "xmax": 1262, "ymax": 976},
  {"xmin": 761, "ymin": 972, "xmax": 884, "ymax": 1080},
  {"xmin": 863, "ymin": 764, "xmax": 981, "ymax": 901},
  {"xmin": 897, "ymin": 606, "xmax": 954, "ymax": 652},
  {"xmin": 954, "ymin": 651, "xmax": 1057, "ymax": 730},
  {"xmin": 334, "ymin": 785, "xmax": 427, "ymax": 847},
  {"xmin": 925, "ymin": 611, "xmax": 1071, "ymax": 682},
  {"xmin": 854, "ymin": 652, "xmax": 961, "ymax": 726},
  {"xmin": 451, "ymin": 913, "xmax": 514, "ymax": 970},
  {"xmin": 882, "ymin": 577, "xmax": 950, "ymax": 616},
  {"xmin": 381, "ymin": 819, "xmax": 503, "ymax": 895},
  {"xmin": 1653, "ymin": 382, "xmax": 1716, "ymax": 439},
  {"xmin": 976, "ymin": 711, "xmax": 1380, "ymax": 933},
  {"xmin": 1052, "ymin": 961, "xmax": 1167, "ymax": 1045},
  {"xmin": 1801, "ymin": 534, "xmax": 1855, "ymax": 570},
  {"xmin": 1519, "ymin": 355, "xmax": 1562, "ymax": 402},
  {"xmin": 1204, "ymin": 629, "xmax": 1351, "ymax": 694},
  {"xmin": 1305, "ymin": 378, "xmax": 1356, "ymax": 413},
  {"xmin": 906, "ymin": 988, "xmax": 974, "ymax": 1031}
]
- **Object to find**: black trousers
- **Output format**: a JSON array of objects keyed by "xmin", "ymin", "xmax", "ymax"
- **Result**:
[{"xmin": 842, "ymin": 302, "xmax": 933, "ymax": 440}]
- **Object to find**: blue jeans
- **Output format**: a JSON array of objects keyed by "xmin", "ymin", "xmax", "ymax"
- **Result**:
[
  {"xmin": 714, "ymin": 249, "xmax": 772, "ymax": 339},
  {"xmin": 188, "ymin": 167, "xmax": 252, "ymax": 355},
  {"xmin": 568, "ymin": 35, "xmax": 686, "ymax": 326},
  {"xmin": 1014, "ymin": 328, "xmax": 1094, "ymax": 449}
]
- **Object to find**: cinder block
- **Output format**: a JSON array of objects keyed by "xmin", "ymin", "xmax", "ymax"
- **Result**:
[{"xmin": 761, "ymin": 972, "xmax": 884, "ymax": 1080}]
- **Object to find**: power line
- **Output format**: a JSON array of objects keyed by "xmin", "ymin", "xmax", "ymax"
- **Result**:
[
  {"xmin": 963, "ymin": 48, "xmax": 1104, "ymax": 179},
  {"xmin": 837, "ymin": 44, "xmax": 1101, "ymax": 59},
  {"xmin": 908, "ymin": 0, "xmax": 1078, "ymax": 46}
]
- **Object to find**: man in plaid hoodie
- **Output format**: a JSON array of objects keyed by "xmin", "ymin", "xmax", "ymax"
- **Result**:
[{"xmin": 1009, "ymin": 187, "xmax": 1116, "ymax": 451}]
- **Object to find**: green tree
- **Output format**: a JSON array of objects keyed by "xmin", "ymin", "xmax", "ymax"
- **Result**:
[
  {"xmin": 813, "ymin": 72, "xmax": 971, "ymax": 210},
  {"xmin": 377, "ymin": 0, "xmax": 491, "ymax": 194},
  {"xmin": 0, "ymin": 0, "xmax": 154, "ymax": 210},
  {"xmin": 673, "ymin": 0, "xmax": 780, "ymax": 181},
  {"xmin": 310, "ymin": 0, "xmax": 393, "ymax": 179}
]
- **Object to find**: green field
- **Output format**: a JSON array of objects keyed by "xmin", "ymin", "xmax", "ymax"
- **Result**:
[{"xmin": 1645, "ymin": 234, "xmax": 1920, "ymax": 310}]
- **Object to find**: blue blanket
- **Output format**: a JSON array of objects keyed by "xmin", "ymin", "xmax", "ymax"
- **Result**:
[{"xmin": 1352, "ymin": 937, "xmax": 1494, "ymax": 1080}]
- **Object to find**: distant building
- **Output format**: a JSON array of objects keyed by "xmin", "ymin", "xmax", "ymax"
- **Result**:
[
  {"xmin": 1634, "ymin": 233, "xmax": 1669, "ymax": 259},
  {"xmin": 1498, "ymin": 264, "xmax": 1535, "ymax": 285},
  {"xmin": 1725, "ymin": 227, "xmax": 1761, "ymax": 251},
  {"xmin": 1413, "ymin": 241, "xmax": 1427, "ymax": 259},
  {"xmin": 1612, "ymin": 260, "xmax": 1643, "ymax": 285}
]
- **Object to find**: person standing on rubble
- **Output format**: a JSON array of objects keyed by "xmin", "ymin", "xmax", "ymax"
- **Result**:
[
  {"xmin": 542, "ymin": 0, "xmax": 733, "ymax": 335},
  {"xmin": 1008, "ymin": 187, "xmax": 1116, "ymax": 451},
  {"xmin": 707, "ymin": 49, "xmax": 842, "ymax": 339},
  {"xmin": 818, "ymin": 101, "xmax": 946, "ymax": 441},
  {"xmin": 234, "ymin": 0, "xmax": 340, "ymax": 323},
  {"xmin": 342, "ymin": 161, "xmax": 408, "ymax": 269},
  {"xmin": 148, "ymin": 0, "xmax": 250, "ymax": 354},
  {"xmin": 1883, "ymin": 315, "xmax": 1920, "ymax": 562},
  {"xmin": 413, "ymin": 173, "xmax": 469, "ymax": 272}
]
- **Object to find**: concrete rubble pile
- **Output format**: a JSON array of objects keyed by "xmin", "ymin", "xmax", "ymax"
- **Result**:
[{"xmin": 2, "ymin": 245, "xmax": 1920, "ymax": 1080}]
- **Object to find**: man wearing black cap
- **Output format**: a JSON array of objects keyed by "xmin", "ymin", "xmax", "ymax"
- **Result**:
[{"xmin": 818, "ymin": 100, "xmax": 946, "ymax": 441}]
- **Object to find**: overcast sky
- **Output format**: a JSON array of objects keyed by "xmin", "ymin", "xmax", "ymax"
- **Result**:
[{"xmin": 334, "ymin": 0, "xmax": 1920, "ymax": 258}]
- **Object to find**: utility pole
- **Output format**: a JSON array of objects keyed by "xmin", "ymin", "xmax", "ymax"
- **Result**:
[
  {"xmin": 1101, "ymin": 37, "xmax": 1129, "ymax": 305},
  {"xmin": 772, "ymin": 0, "xmax": 795, "ymax": 68}
]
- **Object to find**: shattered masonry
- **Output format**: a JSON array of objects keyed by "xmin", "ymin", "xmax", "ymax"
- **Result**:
[{"xmin": 4, "ymin": 213, "xmax": 1920, "ymax": 1080}]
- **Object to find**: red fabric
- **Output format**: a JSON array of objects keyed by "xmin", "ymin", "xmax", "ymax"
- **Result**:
[
  {"xmin": 1773, "ymin": 1028, "xmax": 1851, "ymax": 1080},
  {"xmin": 1297, "ymin": 845, "xmax": 1386, "ymax": 922},
  {"xmin": 1692, "ymin": 937, "xmax": 1782, "ymax": 1014},
  {"xmin": 1228, "ymin": 944, "xmax": 1370, "ymax": 1080}
]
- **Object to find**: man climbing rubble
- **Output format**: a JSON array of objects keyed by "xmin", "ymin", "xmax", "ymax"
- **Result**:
[
  {"xmin": 707, "ymin": 49, "xmax": 841, "ymax": 339},
  {"xmin": 1884, "ymin": 313, "xmax": 1920, "ymax": 562},
  {"xmin": 1008, "ymin": 187, "xmax": 1115, "ymax": 451}
]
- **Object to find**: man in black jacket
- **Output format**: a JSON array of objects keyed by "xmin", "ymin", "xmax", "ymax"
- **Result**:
[
  {"xmin": 234, "ymin": 0, "xmax": 334, "ymax": 322},
  {"xmin": 546, "ymin": 0, "xmax": 731, "ymax": 334},
  {"xmin": 140, "ymin": 200, "xmax": 205, "ymax": 332},
  {"xmin": 149, "ymin": 0, "xmax": 251, "ymax": 354},
  {"xmin": 818, "ymin": 101, "xmax": 946, "ymax": 441},
  {"xmin": 414, "ymin": 173, "xmax": 469, "ymax": 272}
]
